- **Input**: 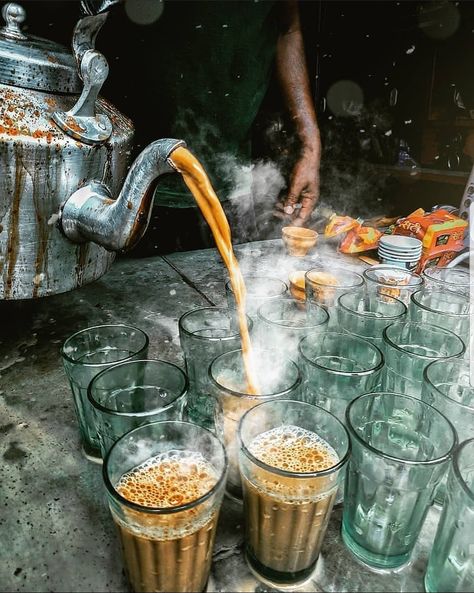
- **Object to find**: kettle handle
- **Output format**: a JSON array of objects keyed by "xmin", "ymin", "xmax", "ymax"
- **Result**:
[
  {"xmin": 51, "ymin": 49, "xmax": 112, "ymax": 145},
  {"xmin": 72, "ymin": 13, "xmax": 108, "ymax": 71},
  {"xmin": 50, "ymin": 13, "xmax": 112, "ymax": 145}
]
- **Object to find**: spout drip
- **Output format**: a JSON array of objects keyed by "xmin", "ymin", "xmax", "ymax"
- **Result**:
[{"xmin": 60, "ymin": 138, "xmax": 185, "ymax": 252}]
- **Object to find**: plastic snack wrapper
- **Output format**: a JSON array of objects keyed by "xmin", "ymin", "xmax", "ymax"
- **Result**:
[
  {"xmin": 339, "ymin": 225, "xmax": 383, "ymax": 254},
  {"xmin": 324, "ymin": 214, "xmax": 361, "ymax": 238}
]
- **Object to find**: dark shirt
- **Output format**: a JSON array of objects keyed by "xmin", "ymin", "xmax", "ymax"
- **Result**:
[{"xmin": 109, "ymin": 0, "xmax": 279, "ymax": 206}]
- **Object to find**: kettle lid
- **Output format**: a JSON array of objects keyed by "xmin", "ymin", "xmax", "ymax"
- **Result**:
[{"xmin": 0, "ymin": 3, "xmax": 81, "ymax": 94}]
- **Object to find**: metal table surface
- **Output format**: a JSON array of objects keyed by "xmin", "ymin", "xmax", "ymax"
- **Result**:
[{"xmin": 0, "ymin": 239, "xmax": 440, "ymax": 593}]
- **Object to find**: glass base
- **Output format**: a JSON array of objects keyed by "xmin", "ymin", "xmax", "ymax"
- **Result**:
[
  {"xmin": 341, "ymin": 521, "xmax": 411, "ymax": 570},
  {"xmin": 246, "ymin": 548, "xmax": 317, "ymax": 590},
  {"xmin": 424, "ymin": 573, "xmax": 435, "ymax": 593},
  {"xmin": 82, "ymin": 444, "xmax": 102, "ymax": 465}
]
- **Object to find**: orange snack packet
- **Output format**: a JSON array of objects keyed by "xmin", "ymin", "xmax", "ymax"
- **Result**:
[
  {"xmin": 339, "ymin": 226, "xmax": 383, "ymax": 254},
  {"xmin": 324, "ymin": 214, "xmax": 361, "ymax": 238}
]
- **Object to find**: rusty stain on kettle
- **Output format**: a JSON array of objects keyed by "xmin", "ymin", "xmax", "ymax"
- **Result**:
[
  {"xmin": 31, "ymin": 147, "xmax": 59, "ymax": 298},
  {"xmin": 0, "ymin": 83, "xmax": 133, "ymax": 299},
  {"xmin": 4, "ymin": 148, "xmax": 26, "ymax": 299}
]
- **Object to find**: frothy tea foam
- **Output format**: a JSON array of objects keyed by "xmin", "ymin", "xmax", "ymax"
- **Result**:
[
  {"xmin": 249, "ymin": 425, "xmax": 338, "ymax": 473},
  {"xmin": 116, "ymin": 450, "xmax": 218, "ymax": 508}
]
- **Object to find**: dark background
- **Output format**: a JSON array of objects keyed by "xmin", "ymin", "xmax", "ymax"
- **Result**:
[{"xmin": 18, "ymin": 0, "xmax": 474, "ymax": 216}]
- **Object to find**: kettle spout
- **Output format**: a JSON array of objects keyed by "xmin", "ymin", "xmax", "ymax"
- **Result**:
[{"xmin": 60, "ymin": 138, "xmax": 186, "ymax": 252}]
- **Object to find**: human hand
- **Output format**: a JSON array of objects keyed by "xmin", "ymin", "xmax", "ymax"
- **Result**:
[{"xmin": 274, "ymin": 150, "xmax": 320, "ymax": 226}]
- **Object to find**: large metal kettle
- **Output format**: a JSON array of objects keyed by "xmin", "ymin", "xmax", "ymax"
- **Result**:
[{"xmin": 0, "ymin": 2, "xmax": 184, "ymax": 299}]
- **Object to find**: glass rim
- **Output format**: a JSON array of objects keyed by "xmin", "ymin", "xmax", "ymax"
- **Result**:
[
  {"xmin": 238, "ymin": 399, "xmax": 351, "ymax": 478},
  {"xmin": 363, "ymin": 266, "xmax": 423, "ymax": 289},
  {"xmin": 337, "ymin": 291, "xmax": 407, "ymax": 319},
  {"xmin": 411, "ymin": 289, "xmax": 470, "ymax": 318},
  {"xmin": 87, "ymin": 359, "xmax": 189, "ymax": 417},
  {"xmin": 453, "ymin": 438, "xmax": 474, "ymax": 503},
  {"xmin": 103, "ymin": 420, "xmax": 228, "ymax": 515},
  {"xmin": 423, "ymin": 359, "xmax": 474, "ymax": 413},
  {"xmin": 256, "ymin": 298, "xmax": 329, "ymax": 330},
  {"xmin": 178, "ymin": 306, "xmax": 252, "ymax": 342},
  {"xmin": 208, "ymin": 348, "xmax": 302, "ymax": 399},
  {"xmin": 422, "ymin": 266, "xmax": 472, "ymax": 287},
  {"xmin": 305, "ymin": 267, "xmax": 364, "ymax": 290},
  {"xmin": 61, "ymin": 324, "xmax": 149, "ymax": 367},
  {"xmin": 382, "ymin": 321, "xmax": 466, "ymax": 360},
  {"xmin": 298, "ymin": 332, "xmax": 384, "ymax": 377},
  {"xmin": 346, "ymin": 392, "xmax": 458, "ymax": 466},
  {"xmin": 225, "ymin": 276, "xmax": 288, "ymax": 296}
]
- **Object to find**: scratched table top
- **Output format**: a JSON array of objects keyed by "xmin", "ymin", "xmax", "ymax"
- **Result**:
[{"xmin": 0, "ymin": 239, "xmax": 440, "ymax": 592}]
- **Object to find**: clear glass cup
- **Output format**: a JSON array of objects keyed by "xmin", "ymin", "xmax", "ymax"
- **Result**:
[
  {"xmin": 363, "ymin": 265, "xmax": 424, "ymax": 305},
  {"xmin": 61, "ymin": 324, "xmax": 149, "ymax": 462},
  {"xmin": 422, "ymin": 358, "xmax": 474, "ymax": 504},
  {"xmin": 104, "ymin": 420, "xmax": 227, "ymax": 593},
  {"xmin": 178, "ymin": 307, "xmax": 252, "ymax": 429},
  {"xmin": 239, "ymin": 399, "xmax": 350, "ymax": 588},
  {"xmin": 298, "ymin": 331, "xmax": 384, "ymax": 423},
  {"xmin": 255, "ymin": 298, "xmax": 329, "ymax": 360},
  {"xmin": 88, "ymin": 359, "xmax": 188, "ymax": 458},
  {"xmin": 225, "ymin": 275, "xmax": 287, "ymax": 318},
  {"xmin": 422, "ymin": 266, "xmax": 472, "ymax": 297},
  {"xmin": 410, "ymin": 288, "xmax": 470, "ymax": 344},
  {"xmin": 424, "ymin": 438, "xmax": 474, "ymax": 593},
  {"xmin": 382, "ymin": 321, "xmax": 465, "ymax": 397},
  {"xmin": 305, "ymin": 266, "xmax": 364, "ymax": 326},
  {"xmin": 209, "ymin": 348, "xmax": 301, "ymax": 501},
  {"xmin": 337, "ymin": 290, "xmax": 407, "ymax": 345},
  {"xmin": 342, "ymin": 392, "xmax": 457, "ymax": 569}
]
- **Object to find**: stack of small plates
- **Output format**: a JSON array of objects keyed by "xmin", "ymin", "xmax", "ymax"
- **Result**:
[{"xmin": 378, "ymin": 235, "xmax": 423, "ymax": 270}]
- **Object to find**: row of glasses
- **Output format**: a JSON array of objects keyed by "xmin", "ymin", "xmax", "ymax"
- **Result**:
[
  {"xmin": 100, "ymin": 392, "xmax": 473, "ymax": 593},
  {"xmin": 61, "ymin": 263, "xmax": 472, "ymax": 591},
  {"xmin": 61, "ymin": 325, "xmax": 187, "ymax": 462}
]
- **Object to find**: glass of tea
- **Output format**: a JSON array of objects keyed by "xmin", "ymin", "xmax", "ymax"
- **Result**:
[
  {"xmin": 209, "ymin": 348, "xmax": 301, "ymax": 501},
  {"xmin": 305, "ymin": 265, "xmax": 364, "ymax": 327},
  {"xmin": 238, "ymin": 399, "xmax": 350, "ymax": 588},
  {"xmin": 104, "ymin": 420, "xmax": 227, "ymax": 593}
]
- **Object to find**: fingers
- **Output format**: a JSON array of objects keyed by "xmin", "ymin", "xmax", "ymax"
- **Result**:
[{"xmin": 292, "ymin": 192, "xmax": 319, "ymax": 225}]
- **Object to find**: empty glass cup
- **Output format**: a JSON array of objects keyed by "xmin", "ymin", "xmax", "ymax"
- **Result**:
[
  {"xmin": 298, "ymin": 332, "xmax": 384, "ymax": 423},
  {"xmin": 256, "ymin": 298, "xmax": 329, "ymax": 360},
  {"xmin": 422, "ymin": 358, "xmax": 474, "ymax": 503},
  {"xmin": 410, "ymin": 289, "xmax": 470, "ymax": 345},
  {"xmin": 424, "ymin": 438, "xmax": 474, "ymax": 593},
  {"xmin": 422, "ymin": 266, "xmax": 472, "ymax": 297},
  {"xmin": 104, "ymin": 420, "xmax": 227, "ymax": 593},
  {"xmin": 209, "ymin": 348, "xmax": 301, "ymax": 501},
  {"xmin": 382, "ymin": 321, "xmax": 465, "ymax": 397},
  {"xmin": 342, "ymin": 392, "xmax": 457, "ymax": 569},
  {"xmin": 225, "ymin": 275, "xmax": 287, "ymax": 318},
  {"xmin": 61, "ymin": 324, "xmax": 149, "ymax": 462},
  {"xmin": 364, "ymin": 265, "xmax": 424, "ymax": 305},
  {"xmin": 305, "ymin": 266, "xmax": 364, "ymax": 326},
  {"xmin": 88, "ymin": 359, "xmax": 188, "ymax": 457},
  {"xmin": 337, "ymin": 291, "xmax": 407, "ymax": 345},
  {"xmin": 239, "ymin": 400, "xmax": 350, "ymax": 588},
  {"xmin": 178, "ymin": 307, "xmax": 252, "ymax": 429}
]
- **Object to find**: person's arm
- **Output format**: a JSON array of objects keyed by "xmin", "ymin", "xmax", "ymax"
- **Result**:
[{"xmin": 275, "ymin": 0, "xmax": 321, "ymax": 226}]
